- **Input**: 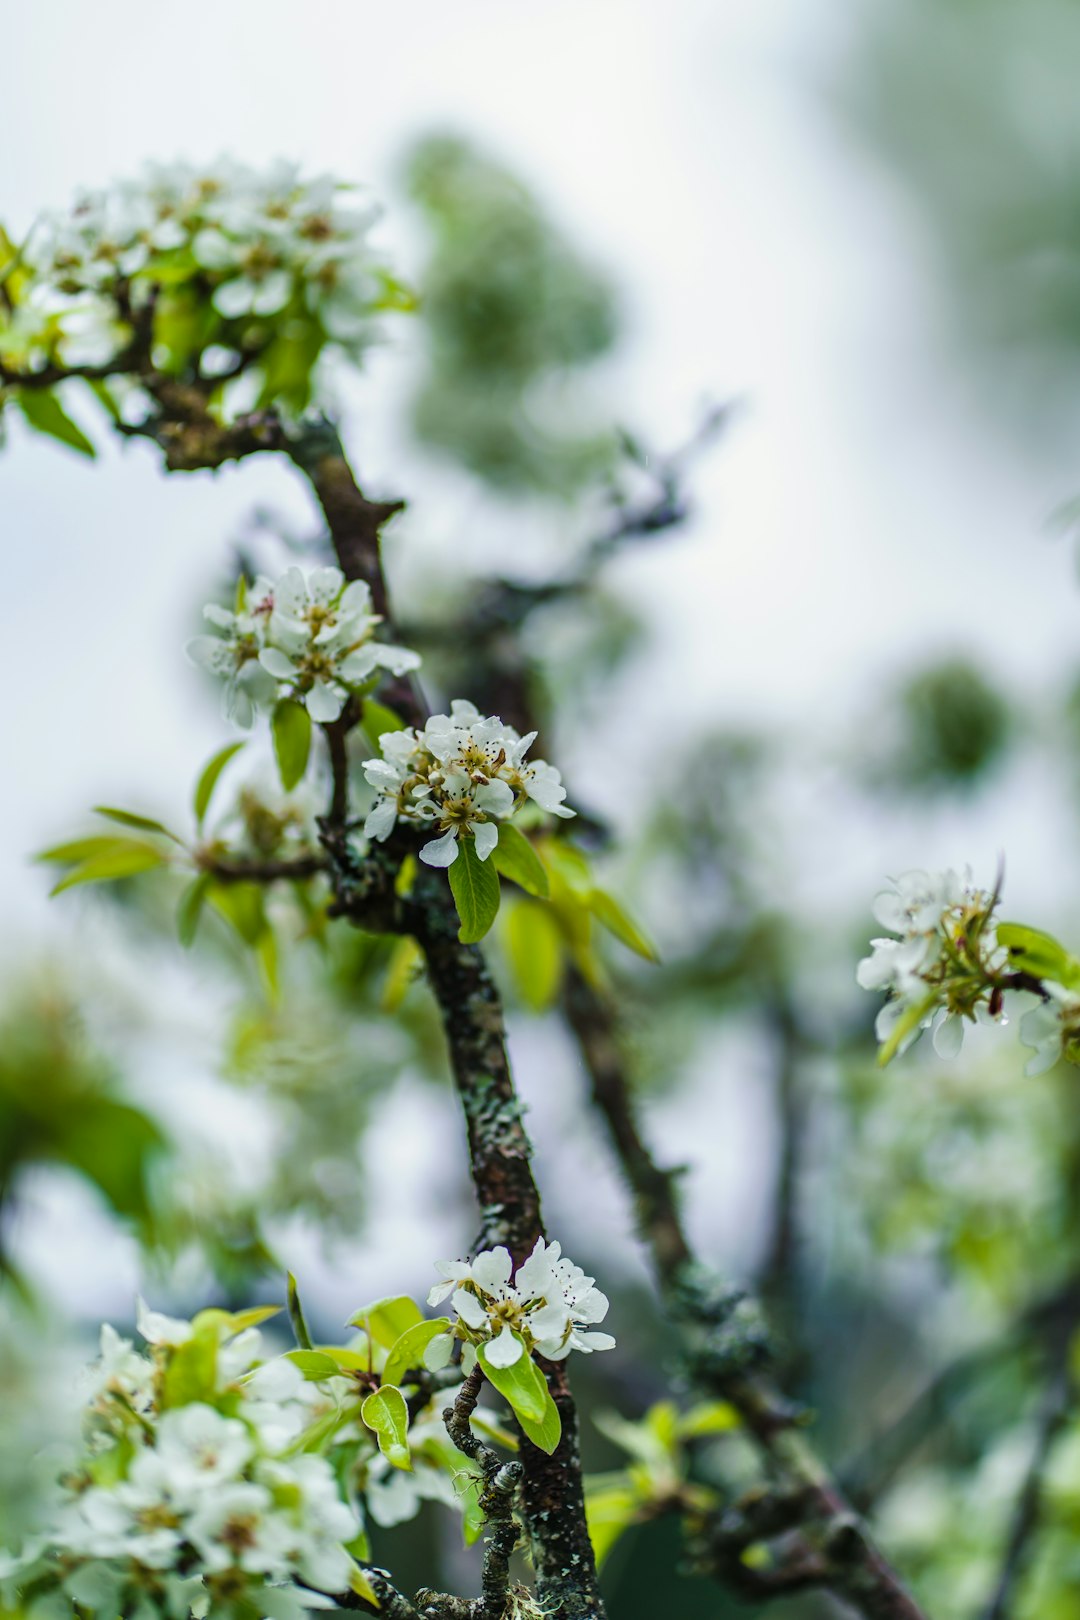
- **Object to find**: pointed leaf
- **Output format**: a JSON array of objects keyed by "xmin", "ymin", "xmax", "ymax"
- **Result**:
[
  {"xmin": 382, "ymin": 1320, "xmax": 454, "ymax": 1387},
  {"xmin": 997, "ymin": 921, "xmax": 1080, "ymax": 991},
  {"xmin": 381, "ymin": 935, "xmax": 424, "ymax": 1012},
  {"xmin": 50, "ymin": 842, "xmax": 166, "ymax": 895},
  {"xmin": 93, "ymin": 807, "xmax": 181, "ymax": 842},
  {"xmin": 505, "ymin": 900, "xmax": 563, "ymax": 1012},
  {"xmin": 362, "ymin": 699, "xmax": 405, "ymax": 742},
  {"xmin": 286, "ymin": 1350, "xmax": 345, "ymax": 1382},
  {"xmin": 347, "ymin": 1295, "xmax": 423, "ymax": 1348},
  {"xmin": 177, "ymin": 873, "xmax": 211, "ymax": 947},
  {"xmin": 193, "ymin": 741, "xmax": 245, "ymax": 827},
  {"xmin": 16, "ymin": 387, "xmax": 95, "ymax": 457},
  {"xmin": 493, "ymin": 823, "xmax": 549, "ymax": 898},
  {"xmin": 288, "ymin": 1271, "xmax": 314, "ymax": 1350},
  {"xmin": 272, "ymin": 698, "xmax": 312, "ymax": 792},
  {"xmin": 361, "ymin": 1384, "xmax": 411, "ymax": 1470},
  {"xmin": 515, "ymin": 1383, "xmax": 562, "ymax": 1455},
  {"xmin": 477, "ymin": 1335, "xmax": 548, "ymax": 1425},
  {"xmin": 449, "ymin": 834, "xmax": 501, "ymax": 943},
  {"xmin": 588, "ymin": 888, "xmax": 660, "ymax": 963}
]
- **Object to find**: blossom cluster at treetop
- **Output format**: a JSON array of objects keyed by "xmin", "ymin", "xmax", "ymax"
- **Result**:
[
  {"xmin": 857, "ymin": 864, "xmax": 1080, "ymax": 1073},
  {"xmin": 188, "ymin": 565, "xmax": 419, "ymax": 727},
  {"xmin": 363, "ymin": 698, "xmax": 574, "ymax": 867},
  {"xmin": 0, "ymin": 158, "xmax": 397, "ymax": 389}
]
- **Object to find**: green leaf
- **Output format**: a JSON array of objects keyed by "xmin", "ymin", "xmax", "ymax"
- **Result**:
[
  {"xmin": 221, "ymin": 1305, "xmax": 281, "ymax": 1334},
  {"xmin": 16, "ymin": 387, "xmax": 95, "ymax": 458},
  {"xmin": 878, "ymin": 990, "xmax": 939, "ymax": 1067},
  {"xmin": 350, "ymin": 1565, "xmax": 383, "ymax": 1609},
  {"xmin": 50, "ymin": 841, "xmax": 167, "ymax": 895},
  {"xmin": 588, "ymin": 888, "xmax": 660, "ymax": 964},
  {"xmin": 515, "ymin": 1384, "xmax": 562, "ymax": 1455},
  {"xmin": 585, "ymin": 1482, "xmax": 641, "ymax": 1568},
  {"xmin": 207, "ymin": 880, "xmax": 266, "ymax": 946},
  {"xmin": 93, "ymin": 806, "xmax": 180, "ymax": 842},
  {"xmin": 381, "ymin": 935, "xmax": 424, "ymax": 1012},
  {"xmin": 492, "ymin": 823, "xmax": 549, "ymax": 898},
  {"xmin": 997, "ymin": 922, "xmax": 1080, "ymax": 991},
  {"xmin": 38, "ymin": 835, "xmax": 149, "ymax": 866},
  {"xmin": 272, "ymin": 699, "xmax": 312, "ymax": 792},
  {"xmin": 361, "ymin": 1384, "xmax": 412, "ymax": 1470},
  {"xmin": 286, "ymin": 1349, "xmax": 345, "ymax": 1381},
  {"xmin": 449, "ymin": 835, "xmax": 502, "ymax": 943},
  {"xmin": 541, "ymin": 838, "xmax": 592, "ymax": 897},
  {"xmin": 505, "ymin": 900, "xmax": 563, "ymax": 1012},
  {"xmin": 348, "ymin": 1295, "xmax": 424, "ymax": 1349},
  {"xmin": 677, "ymin": 1400, "xmax": 740, "ymax": 1438},
  {"xmin": 382, "ymin": 1320, "xmax": 454, "ymax": 1387},
  {"xmin": 193, "ymin": 741, "xmax": 245, "ymax": 828},
  {"xmin": 85, "ymin": 378, "xmax": 122, "ymax": 423},
  {"xmin": 288, "ymin": 1272, "xmax": 314, "ymax": 1350},
  {"xmin": 362, "ymin": 699, "xmax": 405, "ymax": 742},
  {"xmin": 160, "ymin": 1318, "xmax": 220, "ymax": 1409},
  {"xmin": 477, "ymin": 1336, "xmax": 549, "ymax": 1427},
  {"xmin": 177, "ymin": 873, "xmax": 211, "ymax": 948}
]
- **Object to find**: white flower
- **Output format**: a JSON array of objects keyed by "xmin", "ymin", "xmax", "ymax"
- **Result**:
[
  {"xmin": 186, "ymin": 1480, "xmax": 289, "ymax": 1577},
  {"xmin": 857, "ymin": 866, "xmax": 1005, "ymax": 1061},
  {"xmin": 149, "ymin": 1404, "xmax": 254, "ymax": 1500},
  {"xmin": 189, "ymin": 565, "xmax": 419, "ymax": 727},
  {"xmin": 362, "ymin": 699, "xmax": 573, "ymax": 865},
  {"xmin": 431, "ymin": 1237, "xmax": 614, "ymax": 1366},
  {"xmin": 1018, "ymin": 991, "xmax": 1080, "ymax": 1077}
]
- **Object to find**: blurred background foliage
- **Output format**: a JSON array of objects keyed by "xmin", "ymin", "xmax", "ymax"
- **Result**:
[{"xmin": 10, "ymin": 16, "xmax": 1080, "ymax": 1612}]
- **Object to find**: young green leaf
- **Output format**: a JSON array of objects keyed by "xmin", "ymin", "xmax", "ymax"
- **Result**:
[
  {"xmin": 288, "ymin": 1271, "xmax": 314, "ymax": 1350},
  {"xmin": 997, "ymin": 922, "xmax": 1080, "ymax": 990},
  {"xmin": 514, "ymin": 1384, "xmax": 562, "ymax": 1455},
  {"xmin": 207, "ymin": 880, "xmax": 266, "ymax": 946},
  {"xmin": 505, "ymin": 900, "xmax": 563, "ymax": 1012},
  {"xmin": 477, "ymin": 1336, "xmax": 549, "ymax": 1425},
  {"xmin": 38, "ymin": 835, "xmax": 151, "ymax": 866},
  {"xmin": 176, "ymin": 873, "xmax": 211, "ymax": 947},
  {"xmin": 286, "ymin": 1349, "xmax": 345, "ymax": 1381},
  {"xmin": 350, "ymin": 1564, "xmax": 384, "ymax": 1609},
  {"xmin": 16, "ymin": 387, "xmax": 95, "ymax": 457},
  {"xmin": 585, "ymin": 1482, "xmax": 642, "ymax": 1568},
  {"xmin": 193, "ymin": 741, "xmax": 245, "ymax": 828},
  {"xmin": 50, "ymin": 841, "xmax": 167, "ymax": 895},
  {"xmin": 272, "ymin": 698, "xmax": 312, "ymax": 792},
  {"xmin": 93, "ymin": 807, "xmax": 181, "ymax": 842},
  {"xmin": 362, "ymin": 698, "xmax": 405, "ymax": 743},
  {"xmin": 381, "ymin": 935, "xmax": 424, "ymax": 1012},
  {"xmin": 449, "ymin": 836, "xmax": 501, "ymax": 943},
  {"xmin": 588, "ymin": 888, "xmax": 660, "ymax": 964},
  {"xmin": 493, "ymin": 823, "xmax": 550, "ymax": 898},
  {"xmin": 347, "ymin": 1295, "xmax": 424, "ymax": 1348},
  {"xmin": 382, "ymin": 1320, "xmax": 454, "ymax": 1388},
  {"xmin": 361, "ymin": 1385, "xmax": 411, "ymax": 1470}
]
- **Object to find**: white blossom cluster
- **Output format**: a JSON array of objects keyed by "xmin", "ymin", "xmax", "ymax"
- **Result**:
[
  {"xmin": 188, "ymin": 565, "xmax": 419, "ymax": 726},
  {"xmin": 3, "ymin": 1302, "xmax": 364, "ymax": 1620},
  {"xmin": 857, "ymin": 868, "xmax": 1006, "ymax": 1059},
  {"xmin": 3, "ymin": 159, "xmax": 388, "ymax": 376},
  {"xmin": 429, "ymin": 1237, "xmax": 615, "ymax": 1369},
  {"xmin": 363, "ymin": 699, "xmax": 573, "ymax": 867}
]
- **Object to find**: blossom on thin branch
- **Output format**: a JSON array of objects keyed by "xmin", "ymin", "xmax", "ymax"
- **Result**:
[
  {"xmin": 363, "ymin": 699, "xmax": 573, "ymax": 867},
  {"xmin": 430, "ymin": 1237, "xmax": 615, "ymax": 1368},
  {"xmin": 188, "ymin": 565, "xmax": 420, "ymax": 725}
]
